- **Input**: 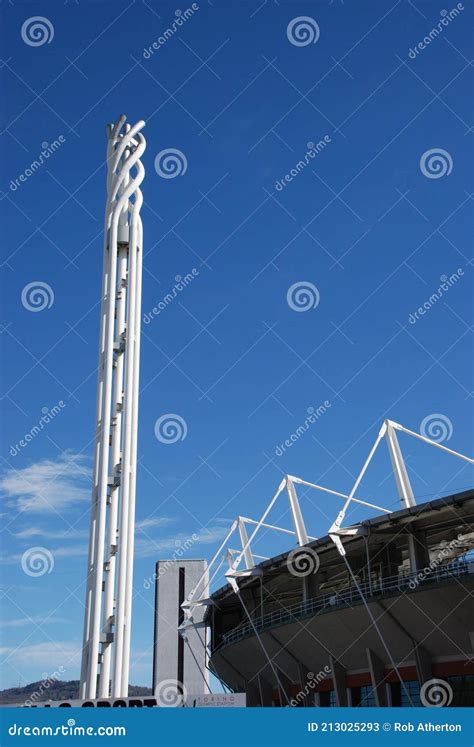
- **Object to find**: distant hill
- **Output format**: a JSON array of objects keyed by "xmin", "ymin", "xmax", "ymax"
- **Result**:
[{"xmin": 0, "ymin": 680, "xmax": 152, "ymax": 705}]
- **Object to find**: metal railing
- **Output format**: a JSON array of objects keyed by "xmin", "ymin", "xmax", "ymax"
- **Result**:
[{"xmin": 216, "ymin": 560, "xmax": 472, "ymax": 650}]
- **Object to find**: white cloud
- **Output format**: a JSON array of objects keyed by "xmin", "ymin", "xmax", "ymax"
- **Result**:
[
  {"xmin": 0, "ymin": 452, "xmax": 90, "ymax": 514},
  {"xmin": 0, "ymin": 640, "xmax": 81, "ymax": 671},
  {"xmin": 5, "ymin": 522, "xmax": 228, "ymax": 565},
  {"xmin": 135, "ymin": 516, "xmax": 174, "ymax": 532},
  {"xmin": 2, "ymin": 543, "xmax": 87, "ymax": 566},
  {"xmin": 25, "ymin": 525, "xmax": 229, "ymax": 561},
  {"xmin": 44, "ymin": 544, "xmax": 88, "ymax": 559},
  {"xmin": 195, "ymin": 524, "xmax": 230, "ymax": 544},
  {"xmin": 0, "ymin": 615, "xmax": 69, "ymax": 629},
  {"xmin": 13, "ymin": 527, "xmax": 88, "ymax": 541},
  {"xmin": 135, "ymin": 523, "xmax": 228, "ymax": 558}
]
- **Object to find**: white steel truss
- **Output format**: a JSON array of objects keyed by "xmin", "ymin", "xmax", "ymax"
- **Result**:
[
  {"xmin": 80, "ymin": 115, "xmax": 146, "ymax": 700},
  {"xmin": 181, "ymin": 419, "xmax": 473, "ymax": 630}
]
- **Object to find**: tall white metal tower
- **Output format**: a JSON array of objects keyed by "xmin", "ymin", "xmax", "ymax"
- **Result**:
[{"xmin": 80, "ymin": 115, "xmax": 146, "ymax": 700}]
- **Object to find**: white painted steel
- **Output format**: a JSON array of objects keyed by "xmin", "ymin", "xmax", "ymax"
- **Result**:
[
  {"xmin": 286, "ymin": 478, "xmax": 309, "ymax": 546},
  {"xmin": 238, "ymin": 517, "xmax": 254, "ymax": 570},
  {"xmin": 390, "ymin": 420, "xmax": 474, "ymax": 464},
  {"xmin": 385, "ymin": 421, "xmax": 416, "ymax": 509},
  {"xmin": 330, "ymin": 422, "xmax": 388, "ymax": 534},
  {"xmin": 240, "ymin": 516, "xmax": 317, "ymax": 540},
  {"xmin": 184, "ymin": 421, "xmax": 473, "ymax": 618},
  {"xmin": 80, "ymin": 116, "xmax": 146, "ymax": 700},
  {"xmin": 289, "ymin": 476, "xmax": 390, "ymax": 513}
]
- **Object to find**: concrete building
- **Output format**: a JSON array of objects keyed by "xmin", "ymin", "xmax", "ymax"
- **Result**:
[{"xmin": 153, "ymin": 559, "xmax": 209, "ymax": 698}]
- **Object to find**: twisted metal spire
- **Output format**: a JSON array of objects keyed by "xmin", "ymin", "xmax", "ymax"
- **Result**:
[{"xmin": 80, "ymin": 116, "xmax": 146, "ymax": 699}]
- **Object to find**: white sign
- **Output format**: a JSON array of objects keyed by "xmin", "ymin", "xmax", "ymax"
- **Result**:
[{"xmin": 185, "ymin": 693, "xmax": 246, "ymax": 708}]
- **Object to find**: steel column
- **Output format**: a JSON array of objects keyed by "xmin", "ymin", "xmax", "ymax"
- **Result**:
[{"xmin": 80, "ymin": 116, "xmax": 146, "ymax": 699}]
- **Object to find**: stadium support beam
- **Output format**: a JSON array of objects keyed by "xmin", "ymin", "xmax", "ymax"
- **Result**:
[
  {"xmin": 415, "ymin": 645, "xmax": 433, "ymax": 687},
  {"xmin": 407, "ymin": 528, "xmax": 430, "ymax": 573},
  {"xmin": 257, "ymin": 675, "xmax": 274, "ymax": 706},
  {"xmin": 385, "ymin": 421, "xmax": 415, "ymax": 509},
  {"xmin": 330, "ymin": 421, "xmax": 388, "ymax": 539},
  {"xmin": 80, "ymin": 116, "xmax": 146, "ymax": 700},
  {"xmin": 330, "ymin": 418, "xmax": 473, "ymax": 544},
  {"xmin": 303, "ymin": 571, "xmax": 320, "ymax": 601},
  {"xmin": 245, "ymin": 679, "xmax": 262, "ymax": 707},
  {"xmin": 298, "ymin": 664, "xmax": 313, "ymax": 707},
  {"xmin": 238, "ymin": 517, "xmax": 254, "ymax": 570},
  {"xmin": 366, "ymin": 648, "xmax": 388, "ymax": 706},
  {"xmin": 286, "ymin": 478, "xmax": 309, "ymax": 546},
  {"xmin": 390, "ymin": 420, "xmax": 474, "ymax": 465},
  {"xmin": 276, "ymin": 667, "xmax": 293, "ymax": 707},
  {"xmin": 329, "ymin": 656, "xmax": 348, "ymax": 706},
  {"xmin": 181, "ymin": 519, "xmax": 239, "ymax": 619},
  {"xmin": 228, "ymin": 478, "xmax": 288, "ymax": 576}
]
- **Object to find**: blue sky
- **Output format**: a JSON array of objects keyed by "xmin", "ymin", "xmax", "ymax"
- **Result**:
[{"xmin": 0, "ymin": 0, "xmax": 473, "ymax": 690}]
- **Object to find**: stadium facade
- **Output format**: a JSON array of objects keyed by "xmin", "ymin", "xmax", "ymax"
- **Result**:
[
  {"xmin": 181, "ymin": 420, "xmax": 474, "ymax": 708},
  {"xmin": 206, "ymin": 489, "xmax": 474, "ymax": 707}
]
